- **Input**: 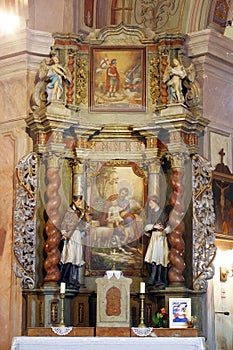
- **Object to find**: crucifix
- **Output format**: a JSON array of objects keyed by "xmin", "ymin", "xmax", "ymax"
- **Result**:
[{"xmin": 219, "ymin": 148, "xmax": 225, "ymax": 164}]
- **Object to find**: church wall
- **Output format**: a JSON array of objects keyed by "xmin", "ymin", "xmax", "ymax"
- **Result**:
[
  {"xmin": 187, "ymin": 29, "xmax": 233, "ymax": 168},
  {"xmin": 0, "ymin": 27, "xmax": 53, "ymax": 350}
]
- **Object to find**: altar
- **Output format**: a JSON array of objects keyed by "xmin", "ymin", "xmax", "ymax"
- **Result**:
[{"xmin": 11, "ymin": 336, "xmax": 206, "ymax": 350}]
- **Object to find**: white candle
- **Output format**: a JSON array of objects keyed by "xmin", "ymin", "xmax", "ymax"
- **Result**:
[
  {"xmin": 60, "ymin": 282, "xmax": 66, "ymax": 294},
  {"xmin": 140, "ymin": 282, "xmax": 145, "ymax": 294}
]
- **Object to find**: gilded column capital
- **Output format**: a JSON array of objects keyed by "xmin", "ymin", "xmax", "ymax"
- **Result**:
[
  {"xmin": 148, "ymin": 161, "xmax": 161, "ymax": 174},
  {"xmin": 170, "ymin": 152, "xmax": 186, "ymax": 169},
  {"xmin": 45, "ymin": 152, "xmax": 63, "ymax": 168}
]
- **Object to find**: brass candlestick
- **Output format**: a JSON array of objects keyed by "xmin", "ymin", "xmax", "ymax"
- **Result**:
[
  {"xmin": 138, "ymin": 293, "xmax": 146, "ymax": 328},
  {"xmin": 59, "ymin": 293, "xmax": 65, "ymax": 327}
]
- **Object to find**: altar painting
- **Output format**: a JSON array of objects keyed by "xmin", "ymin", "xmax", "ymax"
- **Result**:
[
  {"xmin": 87, "ymin": 162, "xmax": 146, "ymax": 275},
  {"xmin": 90, "ymin": 47, "xmax": 146, "ymax": 112}
]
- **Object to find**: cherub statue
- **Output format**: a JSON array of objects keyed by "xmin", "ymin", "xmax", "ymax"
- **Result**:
[{"xmin": 163, "ymin": 58, "xmax": 187, "ymax": 103}]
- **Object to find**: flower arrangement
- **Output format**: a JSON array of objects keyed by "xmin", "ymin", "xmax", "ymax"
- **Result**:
[{"xmin": 152, "ymin": 307, "xmax": 169, "ymax": 328}]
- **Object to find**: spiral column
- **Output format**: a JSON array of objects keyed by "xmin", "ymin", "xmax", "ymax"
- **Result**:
[
  {"xmin": 168, "ymin": 153, "xmax": 186, "ymax": 286},
  {"xmin": 66, "ymin": 51, "xmax": 75, "ymax": 105},
  {"xmin": 44, "ymin": 153, "xmax": 62, "ymax": 283}
]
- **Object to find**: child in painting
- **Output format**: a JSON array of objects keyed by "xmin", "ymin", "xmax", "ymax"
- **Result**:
[{"xmin": 106, "ymin": 200, "xmax": 124, "ymax": 227}]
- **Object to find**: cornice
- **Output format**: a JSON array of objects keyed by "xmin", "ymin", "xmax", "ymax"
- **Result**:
[
  {"xmin": 187, "ymin": 29, "xmax": 233, "ymax": 67},
  {"xmin": 0, "ymin": 28, "xmax": 53, "ymax": 77}
]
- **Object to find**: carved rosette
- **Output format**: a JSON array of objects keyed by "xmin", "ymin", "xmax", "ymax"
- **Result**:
[
  {"xmin": 168, "ymin": 153, "xmax": 186, "ymax": 284},
  {"xmin": 44, "ymin": 153, "xmax": 62, "ymax": 282},
  {"xmin": 192, "ymin": 154, "xmax": 216, "ymax": 291},
  {"xmin": 13, "ymin": 153, "xmax": 38, "ymax": 289}
]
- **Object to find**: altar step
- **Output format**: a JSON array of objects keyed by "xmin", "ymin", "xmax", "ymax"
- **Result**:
[{"xmin": 27, "ymin": 327, "xmax": 198, "ymax": 337}]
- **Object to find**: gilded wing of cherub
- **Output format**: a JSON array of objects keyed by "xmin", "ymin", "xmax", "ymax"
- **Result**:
[
  {"xmin": 30, "ymin": 58, "xmax": 50, "ymax": 110},
  {"xmin": 184, "ymin": 62, "xmax": 195, "ymax": 84}
]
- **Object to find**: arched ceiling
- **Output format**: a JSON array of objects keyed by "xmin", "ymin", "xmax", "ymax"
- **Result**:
[{"xmin": 27, "ymin": 0, "xmax": 233, "ymax": 37}]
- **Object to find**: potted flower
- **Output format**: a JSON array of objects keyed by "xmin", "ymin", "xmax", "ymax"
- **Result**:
[{"xmin": 152, "ymin": 307, "xmax": 169, "ymax": 328}]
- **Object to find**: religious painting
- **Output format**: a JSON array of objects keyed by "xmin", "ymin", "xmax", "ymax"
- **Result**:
[
  {"xmin": 169, "ymin": 298, "xmax": 191, "ymax": 328},
  {"xmin": 90, "ymin": 47, "xmax": 146, "ymax": 112},
  {"xmin": 212, "ymin": 171, "xmax": 233, "ymax": 237},
  {"xmin": 87, "ymin": 161, "xmax": 146, "ymax": 275}
]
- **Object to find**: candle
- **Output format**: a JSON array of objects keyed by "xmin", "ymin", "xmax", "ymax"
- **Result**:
[
  {"xmin": 60, "ymin": 282, "xmax": 66, "ymax": 294},
  {"xmin": 140, "ymin": 282, "xmax": 145, "ymax": 294}
]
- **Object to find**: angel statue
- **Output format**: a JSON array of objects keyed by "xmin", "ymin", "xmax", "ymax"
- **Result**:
[
  {"xmin": 30, "ymin": 55, "xmax": 71, "ymax": 110},
  {"xmin": 46, "ymin": 55, "xmax": 71, "ymax": 101},
  {"xmin": 163, "ymin": 58, "xmax": 187, "ymax": 103}
]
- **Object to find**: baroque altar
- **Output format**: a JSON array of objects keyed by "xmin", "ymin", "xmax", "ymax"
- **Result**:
[{"xmin": 13, "ymin": 23, "xmax": 216, "ymax": 336}]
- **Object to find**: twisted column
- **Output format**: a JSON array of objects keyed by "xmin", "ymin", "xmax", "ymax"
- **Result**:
[
  {"xmin": 44, "ymin": 153, "xmax": 62, "ymax": 282},
  {"xmin": 168, "ymin": 154, "xmax": 186, "ymax": 285},
  {"xmin": 161, "ymin": 54, "xmax": 168, "ymax": 105},
  {"xmin": 66, "ymin": 52, "xmax": 75, "ymax": 105}
]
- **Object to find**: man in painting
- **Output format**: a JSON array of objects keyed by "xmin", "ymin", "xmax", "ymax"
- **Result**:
[
  {"xmin": 144, "ymin": 195, "xmax": 171, "ymax": 289},
  {"xmin": 106, "ymin": 58, "xmax": 120, "ymax": 97}
]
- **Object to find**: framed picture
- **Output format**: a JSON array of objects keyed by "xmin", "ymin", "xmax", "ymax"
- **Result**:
[
  {"xmin": 169, "ymin": 298, "xmax": 191, "ymax": 328},
  {"xmin": 90, "ymin": 46, "xmax": 146, "ymax": 112},
  {"xmin": 86, "ymin": 161, "xmax": 147, "ymax": 276},
  {"xmin": 213, "ymin": 171, "xmax": 233, "ymax": 237}
]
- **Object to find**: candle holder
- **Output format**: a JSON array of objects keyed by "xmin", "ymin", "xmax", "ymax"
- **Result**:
[
  {"xmin": 138, "ymin": 293, "xmax": 146, "ymax": 328},
  {"xmin": 59, "ymin": 293, "xmax": 65, "ymax": 327}
]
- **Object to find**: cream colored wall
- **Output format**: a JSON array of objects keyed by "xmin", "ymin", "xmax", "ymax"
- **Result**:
[
  {"xmin": 0, "ymin": 24, "xmax": 53, "ymax": 349},
  {"xmin": 212, "ymin": 247, "xmax": 233, "ymax": 350},
  {"xmin": 188, "ymin": 29, "xmax": 233, "ymax": 350}
]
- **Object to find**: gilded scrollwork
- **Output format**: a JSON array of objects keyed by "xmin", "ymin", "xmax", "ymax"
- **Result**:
[
  {"xmin": 76, "ymin": 57, "xmax": 87, "ymax": 105},
  {"xmin": 192, "ymin": 154, "xmax": 216, "ymax": 291},
  {"xmin": 150, "ymin": 56, "xmax": 160, "ymax": 106},
  {"xmin": 13, "ymin": 153, "xmax": 38, "ymax": 289}
]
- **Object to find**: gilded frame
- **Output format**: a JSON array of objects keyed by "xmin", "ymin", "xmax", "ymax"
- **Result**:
[{"xmin": 86, "ymin": 161, "xmax": 147, "ymax": 276}]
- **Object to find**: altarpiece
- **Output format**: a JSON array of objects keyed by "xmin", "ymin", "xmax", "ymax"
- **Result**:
[{"xmin": 13, "ymin": 23, "xmax": 216, "ymax": 335}]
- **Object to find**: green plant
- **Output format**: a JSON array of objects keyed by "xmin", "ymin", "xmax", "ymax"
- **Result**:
[{"xmin": 152, "ymin": 307, "xmax": 169, "ymax": 328}]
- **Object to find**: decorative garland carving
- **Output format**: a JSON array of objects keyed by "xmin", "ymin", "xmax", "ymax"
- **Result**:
[
  {"xmin": 66, "ymin": 51, "xmax": 75, "ymax": 105},
  {"xmin": 192, "ymin": 154, "xmax": 216, "ymax": 291},
  {"xmin": 76, "ymin": 57, "xmax": 87, "ymax": 105},
  {"xmin": 150, "ymin": 56, "xmax": 160, "ymax": 106},
  {"xmin": 13, "ymin": 153, "xmax": 38, "ymax": 289}
]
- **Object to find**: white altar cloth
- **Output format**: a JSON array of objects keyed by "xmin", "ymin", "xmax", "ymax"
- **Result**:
[{"xmin": 11, "ymin": 336, "xmax": 206, "ymax": 350}]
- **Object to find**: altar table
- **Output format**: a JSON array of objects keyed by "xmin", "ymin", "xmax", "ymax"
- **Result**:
[{"xmin": 11, "ymin": 336, "xmax": 206, "ymax": 350}]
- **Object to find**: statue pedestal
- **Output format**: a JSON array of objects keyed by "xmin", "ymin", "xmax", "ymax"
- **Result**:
[{"xmin": 96, "ymin": 271, "xmax": 132, "ymax": 327}]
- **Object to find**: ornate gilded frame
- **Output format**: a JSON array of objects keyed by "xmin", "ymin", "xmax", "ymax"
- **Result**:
[{"xmin": 86, "ymin": 160, "xmax": 147, "ymax": 276}]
